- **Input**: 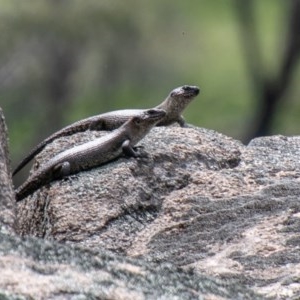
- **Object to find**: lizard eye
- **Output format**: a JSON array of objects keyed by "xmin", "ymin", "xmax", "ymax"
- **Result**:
[
  {"xmin": 147, "ymin": 109, "xmax": 158, "ymax": 115},
  {"xmin": 133, "ymin": 117, "xmax": 141, "ymax": 125}
]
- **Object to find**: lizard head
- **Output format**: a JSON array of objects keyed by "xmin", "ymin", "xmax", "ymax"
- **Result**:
[
  {"xmin": 127, "ymin": 109, "xmax": 166, "ymax": 143},
  {"xmin": 159, "ymin": 85, "xmax": 200, "ymax": 115},
  {"xmin": 170, "ymin": 85, "xmax": 200, "ymax": 100}
]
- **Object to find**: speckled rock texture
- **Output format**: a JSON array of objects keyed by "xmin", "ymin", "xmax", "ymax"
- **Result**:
[
  {"xmin": 0, "ymin": 108, "xmax": 260, "ymax": 300},
  {"xmin": 1, "ymin": 232, "xmax": 259, "ymax": 300},
  {"xmin": 14, "ymin": 123, "xmax": 300, "ymax": 299},
  {"xmin": 0, "ymin": 108, "xmax": 15, "ymax": 233}
]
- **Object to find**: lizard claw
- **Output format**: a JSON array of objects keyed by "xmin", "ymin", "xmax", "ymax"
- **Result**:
[
  {"xmin": 136, "ymin": 149, "xmax": 149, "ymax": 159},
  {"xmin": 133, "ymin": 145, "xmax": 144, "ymax": 151}
]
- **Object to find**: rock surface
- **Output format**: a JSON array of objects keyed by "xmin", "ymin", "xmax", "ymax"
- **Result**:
[
  {"xmin": 1, "ymin": 105, "xmax": 299, "ymax": 299},
  {"xmin": 0, "ymin": 109, "xmax": 259, "ymax": 300},
  {"xmin": 1, "ymin": 232, "xmax": 258, "ymax": 300},
  {"xmin": 0, "ymin": 108, "xmax": 15, "ymax": 234},
  {"xmin": 15, "ymin": 123, "xmax": 300, "ymax": 299}
]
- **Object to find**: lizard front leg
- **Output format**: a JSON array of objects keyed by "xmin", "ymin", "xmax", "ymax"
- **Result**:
[
  {"xmin": 178, "ymin": 115, "xmax": 187, "ymax": 127},
  {"xmin": 122, "ymin": 140, "xmax": 149, "ymax": 159},
  {"xmin": 122, "ymin": 140, "xmax": 139, "ymax": 157}
]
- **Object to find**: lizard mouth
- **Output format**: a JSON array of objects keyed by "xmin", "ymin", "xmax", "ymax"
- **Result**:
[
  {"xmin": 182, "ymin": 85, "xmax": 200, "ymax": 98},
  {"xmin": 183, "ymin": 92, "xmax": 198, "ymax": 98}
]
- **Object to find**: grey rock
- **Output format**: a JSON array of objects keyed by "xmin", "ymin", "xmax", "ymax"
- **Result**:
[
  {"xmin": 16, "ymin": 124, "xmax": 300, "ymax": 299},
  {"xmin": 0, "ymin": 231, "xmax": 259, "ymax": 300},
  {"xmin": 0, "ymin": 107, "xmax": 15, "ymax": 233},
  {"xmin": 0, "ymin": 108, "xmax": 260, "ymax": 300}
]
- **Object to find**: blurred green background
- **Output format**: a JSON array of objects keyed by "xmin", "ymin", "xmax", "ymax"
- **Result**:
[{"xmin": 1, "ymin": 0, "xmax": 300, "ymax": 183}]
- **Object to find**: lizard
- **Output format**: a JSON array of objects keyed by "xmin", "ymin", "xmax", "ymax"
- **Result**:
[
  {"xmin": 15, "ymin": 108, "xmax": 166, "ymax": 201},
  {"xmin": 13, "ymin": 85, "xmax": 200, "ymax": 176}
]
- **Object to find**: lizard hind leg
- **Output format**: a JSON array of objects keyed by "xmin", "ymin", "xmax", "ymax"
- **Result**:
[{"xmin": 52, "ymin": 161, "xmax": 71, "ymax": 179}]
